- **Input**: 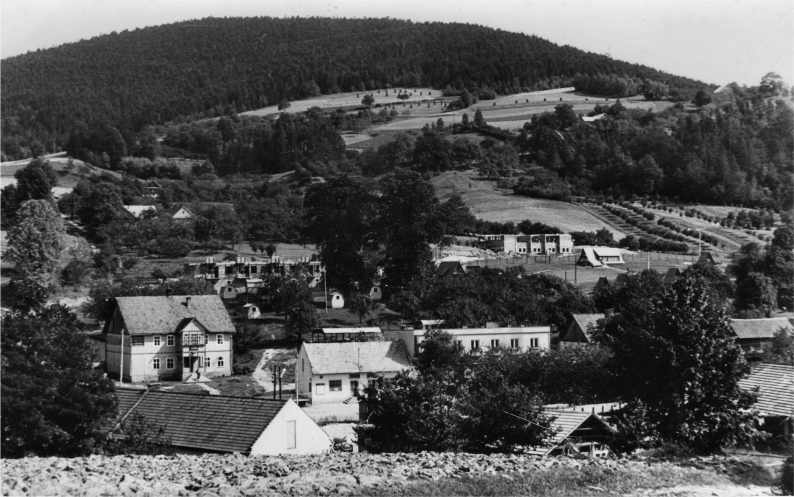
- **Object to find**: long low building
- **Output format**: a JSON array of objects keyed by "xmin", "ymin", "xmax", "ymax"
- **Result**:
[
  {"xmin": 385, "ymin": 324, "xmax": 551, "ymax": 356},
  {"xmin": 114, "ymin": 388, "xmax": 331, "ymax": 455}
]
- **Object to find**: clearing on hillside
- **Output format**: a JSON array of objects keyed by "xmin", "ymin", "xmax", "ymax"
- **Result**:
[{"xmin": 432, "ymin": 170, "xmax": 625, "ymax": 238}]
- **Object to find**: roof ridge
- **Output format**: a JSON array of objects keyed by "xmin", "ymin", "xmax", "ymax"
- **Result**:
[{"xmin": 144, "ymin": 389, "xmax": 289, "ymax": 402}]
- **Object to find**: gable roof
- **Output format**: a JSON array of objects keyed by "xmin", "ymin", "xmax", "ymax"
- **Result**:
[
  {"xmin": 302, "ymin": 340, "xmax": 412, "ymax": 375},
  {"xmin": 116, "ymin": 389, "xmax": 287, "ymax": 453},
  {"xmin": 738, "ymin": 363, "xmax": 794, "ymax": 417},
  {"xmin": 437, "ymin": 260, "xmax": 465, "ymax": 277},
  {"xmin": 123, "ymin": 205, "xmax": 157, "ymax": 218},
  {"xmin": 114, "ymin": 295, "xmax": 234, "ymax": 335},
  {"xmin": 569, "ymin": 313, "xmax": 606, "ymax": 343},
  {"xmin": 729, "ymin": 318, "xmax": 793, "ymax": 340}
]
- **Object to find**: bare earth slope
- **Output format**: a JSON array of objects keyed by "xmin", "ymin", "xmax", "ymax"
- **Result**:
[{"xmin": 2, "ymin": 452, "xmax": 776, "ymax": 497}]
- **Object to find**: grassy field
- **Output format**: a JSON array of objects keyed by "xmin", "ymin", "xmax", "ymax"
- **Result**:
[
  {"xmin": 240, "ymin": 87, "xmax": 444, "ymax": 117},
  {"xmin": 431, "ymin": 170, "xmax": 626, "ymax": 238},
  {"xmin": 0, "ymin": 153, "xmax": 120, "ymax": 191}
]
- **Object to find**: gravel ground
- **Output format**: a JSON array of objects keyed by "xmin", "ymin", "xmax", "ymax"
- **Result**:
[{"xmin": 1, "ymin": 452, "xmax": 779, "ymax": 497}]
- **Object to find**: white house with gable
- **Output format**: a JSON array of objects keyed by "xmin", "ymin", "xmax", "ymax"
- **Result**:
[{"xmin": 296, "ymin": 341, "xmax": 412, "ymax": 403}]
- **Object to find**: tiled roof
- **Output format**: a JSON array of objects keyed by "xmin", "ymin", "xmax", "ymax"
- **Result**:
[
  {"xmin": 303, "ymin": 340, "xmax": 412, "ymax": 375},
  {"xmin": 115, "ymin": 295, "xmax": 234, "ymax": 335},
  {"xmin": 738, "ymin": 363, "xmax": 794, "ymax": 417},
  {"xmin": 116, "ymin": 387, "xmax": 146, "ymax": 418},
  {"xmin": 571, "ymin": 313, "xmax": 605, "ymax": 342},
  {"xmin": 729, "ymin": 318, "xmax": 792, "ymax": 340},
  {"xmin": 123, "ymin": 390, "xmax": 287, "ymax": 454},
  {"xmin": 545, "ymin": 410, "xmax": 595, "ymax": 445}
]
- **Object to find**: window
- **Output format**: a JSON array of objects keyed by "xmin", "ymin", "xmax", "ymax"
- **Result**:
[
  {"xmin": 348, "ymin": 373, "xmax": 360, "ymax": 379},
  {"xmin": 315, "ymin": 383, "xmax": 326, "ymax": 395},
  {"xmin": 490, "ymin": 339, "xmax": 500, "ymax": 349},
  {"xmin": 454, "ymin": 340, "xmax": 463, "ymax": 348},
  {"xmin": 216, "ymin": 334, "xmax": 224, "ymax": 344},
  {"xmin": 153, "ymin": 336, "xmax": 161, "ymax": 346},
  {"xmin": 167, "ymin": 335, "xmax": 174, "ymax": 346},
  {"xmin": 166, "ymin": 357, "xmax": 174, "ymax": 369},
  {"xmin": 217, "ymin": 356, "xmax": 224, "ymax": 367},
  {"xmin": 530, "ymin": 338, "xmax": 539, "ymax": 348},
  {"xmin": 510, "ymin": 338, "xmax": 520, "ymax": 350},
  {"xmin": 286, "ymin": 420, "xmax": 296, "ymax": 449},
  {"xmin": 470, "ymin": 339, "xmax": 480, "ymax": 350},
  {"xmin": 153, "ymin": 358, "xmax": 160, "ymax": 369},
  {"xmin": 329, "ymin": 380, "xmax": 342, "ymax": 392},
  {"xmin": 131, "ymin": 336, "xmax": 145, "ymax": 346},
  {"xmin": 205, "ymin": 357, "xmax": 211, "ymax": 368}
]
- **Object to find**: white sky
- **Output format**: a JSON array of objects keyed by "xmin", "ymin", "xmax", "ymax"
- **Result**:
[{"xmin": 1, "ymin": 0, "xmax": 792, "ymax": 86}]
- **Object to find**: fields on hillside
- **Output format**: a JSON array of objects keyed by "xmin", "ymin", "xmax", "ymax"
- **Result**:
[
  {"xmin": 432, "ymin": 170, "xmax": 626, "ymax": 238},
  {"xmin": 0, "ymin": 153, "xmax": 120, "ymax": 194},
  {"xmin": 240, "ymin": 87, "xmax": 445, "ymax": 117}
]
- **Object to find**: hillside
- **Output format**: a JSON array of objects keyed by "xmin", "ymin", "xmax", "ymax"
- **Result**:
[{"xmin": 1, "ymin": 17, "xmax": 709, "ymax": 158}]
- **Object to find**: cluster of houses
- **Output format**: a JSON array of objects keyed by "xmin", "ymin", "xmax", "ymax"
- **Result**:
[{"xmin": 94, "ymin": 293, "xmax": 794, "ymax": 458}]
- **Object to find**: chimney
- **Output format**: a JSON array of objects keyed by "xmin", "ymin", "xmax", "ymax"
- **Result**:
[{"xmin": 184, "ymin": 296, "xmax": 191, "ymax": 308}]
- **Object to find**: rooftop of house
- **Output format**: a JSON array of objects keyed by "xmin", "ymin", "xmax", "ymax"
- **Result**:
[
  {"xmin": 738, "ymin": 363, "xmax": 794, "ymax": 417},
  {"xmin": 302, "ymin": 340, "xmax": 412, "ymax": 375},
  {"xmin": 729, "ymin": 317, "xmax": 793, "ymax": 341},
  {"xmin": 570, "ymin": 313, "xmax": 606, "ymax": 342},
  {"xmin": 111, "ymin": 295, "xmax": 234, "ymax": 335},
  {"xmin": 114, "ymin": 388, "xmax": 288, "ymax": 454},
  {"xmin": 320, "ymin": 327, "xmax": 382, "ymax": 335}
]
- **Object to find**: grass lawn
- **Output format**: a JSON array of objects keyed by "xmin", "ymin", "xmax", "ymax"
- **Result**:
[{"xmin": 206, "ymin": 375, "xmax": 266, "ymax": 397}]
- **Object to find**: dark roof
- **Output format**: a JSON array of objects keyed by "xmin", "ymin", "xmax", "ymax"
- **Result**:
[
  {"xmin": 114, "ymin": 295, "xmax": 234, "ymax": 335},
  {"xmin": 116, "ymin": 387, "xmax": 146, "ymax": 418},
  {"xmin": 738, "ymin": 363, "xmax": 794, "ymax": 417},
  {"xmin": 437, "ymin": 261, "xmax": 465, "ymax": 277},
  {"xmin": 121, "ymin": 390, "xmax": 287, "ymax": 454},
  {"xmin": 568, "ymin": 313, "xmax": 605, "ymax": 343},
  {"xmin": 729, "ymin": 318, "xmax": 792, "ymax": 341}
]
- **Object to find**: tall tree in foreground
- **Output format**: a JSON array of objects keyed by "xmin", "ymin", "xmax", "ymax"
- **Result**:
[
  {"xmin": 1, "ymin": 305, "xmax": 117, "ymax": 457},
  {"xmin": 378, "ymin": 170, "xmax": 443, "ymax": 293},
  {"xmin": 596, "ymin": 272, "xmax": 759, "ymax": 452}
]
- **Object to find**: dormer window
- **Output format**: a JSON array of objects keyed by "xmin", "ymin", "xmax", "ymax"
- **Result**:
[{"xmin": 216, "ymin": 334, "xmax": 224, "ymax": 344}]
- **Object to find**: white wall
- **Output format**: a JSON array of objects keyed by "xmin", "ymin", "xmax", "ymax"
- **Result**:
[
  {"xmin": 250, "ymin": 399, "xmax": 331, "ymax": 455},
  {"xmin": 414, "ymin": 327, "xmax": 551, "ymax": 354}
]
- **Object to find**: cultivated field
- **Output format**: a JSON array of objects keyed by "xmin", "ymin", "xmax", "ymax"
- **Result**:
[
  {"xmin": 240, "ymin": 87, "xmax": 444, "ymax": 117},
  {"xmin": 432, "ymin": 170, "xmax": 626, "ymax": 238}
]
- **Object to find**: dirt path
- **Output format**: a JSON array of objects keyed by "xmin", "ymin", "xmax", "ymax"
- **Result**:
[{"xmin": 252, "ymin": 348, "xmax": 296, "ymax": 392}]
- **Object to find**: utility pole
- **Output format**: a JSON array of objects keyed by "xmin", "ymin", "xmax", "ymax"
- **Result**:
[
  {"xmin": 323, "ymin": 269, "xmax": 328, "ymax": 313},
  {"xmin": 119, "ymin": 329, "xmax": 124, "ymax": 384}
]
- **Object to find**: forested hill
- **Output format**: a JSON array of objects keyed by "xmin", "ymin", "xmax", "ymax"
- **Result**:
[{"xmin": 2, "ymin": 17, "xmax": 708, "ymax": 157}]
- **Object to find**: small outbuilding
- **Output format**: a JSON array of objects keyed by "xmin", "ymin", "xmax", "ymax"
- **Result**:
[
  {"xmin": 559, "ymin": 313, "xmax": 606, "ymax": 348},
  {"xmin": 577, "ymin": 247, "xmax": 624, "ymax": 266},
  {"xmin": 729, "ymin": 317, "xmax": 793, "ymax": 354},
  {"xmin": 738, "ymin": 363, "xmax": 794, "ymax": 442}
]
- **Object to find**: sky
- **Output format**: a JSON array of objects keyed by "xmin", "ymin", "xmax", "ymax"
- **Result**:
[{"xmin": 1, "ymin": 0, "xmax": 792, "ymax": 86}]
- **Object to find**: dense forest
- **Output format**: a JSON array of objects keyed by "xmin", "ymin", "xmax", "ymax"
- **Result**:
[{"xmin": 1, "ymin": 17, "xmax": 709, "ymax": 158}]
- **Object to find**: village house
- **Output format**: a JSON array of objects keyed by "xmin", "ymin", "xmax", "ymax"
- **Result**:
[
  {"xmin": 558, "ymin": 313, "xmax": 606, "ymax": 348},
  {"xmin": 296, "ymin": 341, "xmax": 412, "ymax": 403},
  {"xmin": 104, "ymin": 295, "xmax": 235, "ymax": 383},
  {"xmin": 577, "ymin": 246, "xmax": 624, "ymax": 266},
  {"xmin": 114, "ymin": 388, "xmax": 331, "ymax": 455},
  {"xmin": 385, "ymin": 323, "xmax": 551, "ymax": 356},
  {"xmin": 122, "ymin": 204, "xmax": 158, "ymax": 219},
  {"xmin": 477, "ymin": 233, "xmax": 573, "ymax": 256},
  {"xmin": 738, "ymin": 363, "xmax": 794, "ymax": 442},
  {"xmin": 729, "ymin": 317, "xmax": 793, "ymax": 353}
]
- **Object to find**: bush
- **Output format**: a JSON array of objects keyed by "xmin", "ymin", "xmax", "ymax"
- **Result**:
[{"xmin": 782, "ymin": 456, "xmax": 793, "ymax": 495}]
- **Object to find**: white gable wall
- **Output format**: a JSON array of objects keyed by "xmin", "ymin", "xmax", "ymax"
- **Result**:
[{"xmin": 250, "ymin": 399, "xmax": 331, "ymax": 455}]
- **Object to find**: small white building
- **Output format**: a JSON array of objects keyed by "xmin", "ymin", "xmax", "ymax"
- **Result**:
[
  {"xmin": 296, "ymin": 341, "xmax": 412, "ymax": 403},
  {"xmin": 115, "ymin": 388, "xmax": 331, "ymax": 455},
  {"xmin": 385, "ymin": 325, "xmax": 552, "ymax": 356},
  {"xmin": 577, "ymin": 246, "xmax": 624, "ymax": 266},
  {"xmin": 123, "ymin": 204, "xmax": 158, "ymax": 219},
  {"xmin": 478, "ymin": 233, "xmax": 573, "ymax": 256}
]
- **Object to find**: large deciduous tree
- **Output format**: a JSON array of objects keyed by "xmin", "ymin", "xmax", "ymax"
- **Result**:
[
  {"xmin": 596, "ymin": 272, "xmax": 759, "ymax": 452},
  {"xmin": 303, "ymin": 176, "xmax": 377, "ymax": 295},
  {"xmin": 1, "ymin": 305, "xmax": 117, "ymax": 457}
]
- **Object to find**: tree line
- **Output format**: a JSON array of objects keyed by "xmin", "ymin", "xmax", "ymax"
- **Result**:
[{"xmin": 2, "ymin": 16, "xmax": 708, "ymax": 159}]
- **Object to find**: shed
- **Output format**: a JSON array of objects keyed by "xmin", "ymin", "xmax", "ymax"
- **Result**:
[
  {"xmin": 738, "ymin": 363, "xmax": 794, "ymax": 440},
  {"xmin": 531, "ymin": 408, "xmax": 616, "ymax": 457},
  {"xmin": 729, "ymin": 317, "xmax": 793, "ymax": 353},
  {"xmin": 577, "ymin": 246, "xmax": 624, "ymax": 266}
]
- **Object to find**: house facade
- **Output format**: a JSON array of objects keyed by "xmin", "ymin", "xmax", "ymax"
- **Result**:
[
  {"xmin": 296, "ymin": 341, "xmax": 412, "ymax": 403},
  {"xmin": 385, "ymin": 324, "xmax": 551, "ymax": 356},
  {"xmin": 104, "ymin": 295, "xmax": 235, "ymax": 383},
  {"xmin": 477, "ymin": 233, "xmax": 573, "ymax": 256}
]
